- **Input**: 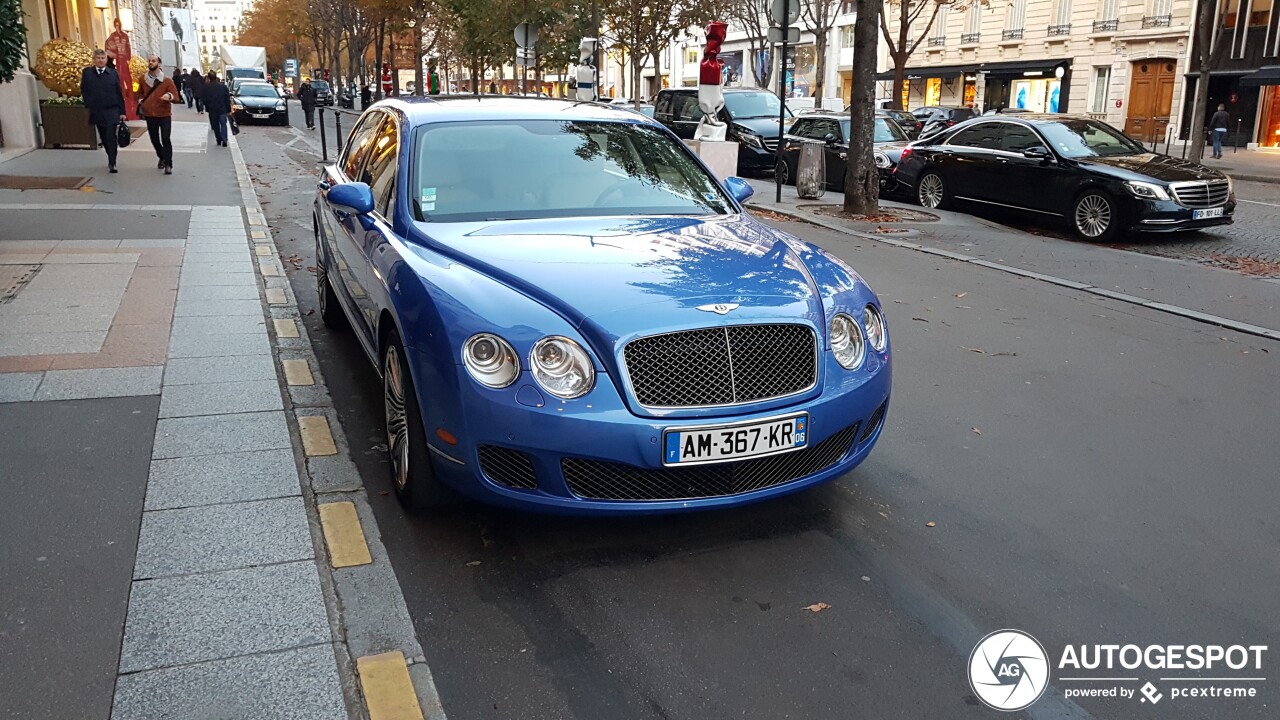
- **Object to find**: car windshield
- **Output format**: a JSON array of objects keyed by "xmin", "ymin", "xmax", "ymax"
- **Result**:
[
  {"xmin": 412, "ymin": 120, "xmax": 733, "ymax": 222},
  {"xmin": 1037, "ymin": 119, "xmax": 1145, "ymax": 158},
  {"xmin": 723, "ymin": 92, "xmax": 791, "ymax": 119},
  {"xmin": 238, "ymin": 85, "xmax": 277, "ymax": 97},
  {"xmin": 228, "ymin": 69, "xmax": 262, "ymax": 79},
  {"xmin": 312, "ymin": 81, "xmax": 330, "ymax": 90}
]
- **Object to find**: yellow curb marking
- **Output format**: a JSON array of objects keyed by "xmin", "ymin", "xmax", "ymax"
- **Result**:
[
  {"xmin": 250, "ymin": 230, "xmax": 267, "ymax": 239},
  {"xmin": 273, "ymin": 318, "xmax": 300, "ymax": 338},
  {"xmin": 265, "ymin": 288, "xmax": 287, "ymax": 305},
  {"xmin": 357, "ymin": 651, "xmax": 425, "ymax": 720},
  {"xmin": 282, "ymin": 359, "xmax": 315, "ymax": 386},
  {"xmin": 254, "ymin": 245, "xmax": 272, "ymax": 256},
  {"xmin": 318, "ymin": 501, "xmax": 373, "ymax": 568},
  {"xmin": 298, "ymin": 415, "xmax": 338, "ymax": 456},
  {"xmin": 259, "ymin": 262, "xmax": 282, "ymax": 277}
]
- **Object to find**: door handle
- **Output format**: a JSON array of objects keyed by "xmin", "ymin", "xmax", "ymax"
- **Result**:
[{"xmin": 318, "ymin": 180, "xmax": 331, "ymax": 191}]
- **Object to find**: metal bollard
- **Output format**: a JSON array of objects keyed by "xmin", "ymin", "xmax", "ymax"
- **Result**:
[
  {"xmin": 1235, "ymin": 119, "xmax": 1242, "ymax": 153},
  {"xmin": 319, "ymin": 107, "xmax": 328, "ymax": 162},
  {"xmin": 334, "ymin": 112, "xmax": 343, "ymax": 156}
]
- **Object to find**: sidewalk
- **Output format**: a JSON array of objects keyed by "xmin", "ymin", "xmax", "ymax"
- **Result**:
[
  {"xmin": 1153, "ymin": 141, "xmax": 1280, "ymax": 184},
  {"xmin": 0, "ymin": 110, "xmax": 437, "ymax": 719}
]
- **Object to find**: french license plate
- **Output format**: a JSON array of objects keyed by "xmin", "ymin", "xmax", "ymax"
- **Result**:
[
  {"xmin": 1193, "ymin": 207, "xmax": 1224, "ymax": 219},
  {"xmin": 253, "ymin": 113, "xmax": 270, "ymax": 118},
  {"xmin": 663, "ymin": 413, "xmax": 808, "ymax": 466}
]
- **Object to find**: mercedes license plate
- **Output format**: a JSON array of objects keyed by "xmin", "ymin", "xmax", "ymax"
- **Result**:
[
  {"xmin": 663, "ymin": 413, "xmax": 808, "ymax": 466},
  {"xmin": 1193, "ymin": 207, "xmax": 1224, "ymax": 219},
  {"xmin": 253, "ymin": 113, "xmax": 270, "ymax": 118}
]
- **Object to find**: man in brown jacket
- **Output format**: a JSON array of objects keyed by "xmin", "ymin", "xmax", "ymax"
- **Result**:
[{"xmin": 138, "ymin": 54, "xmax": 180, "ymax": 174}]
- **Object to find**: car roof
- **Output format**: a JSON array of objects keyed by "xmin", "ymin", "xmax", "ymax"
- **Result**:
[
  {"xmin": 795, "ymin": 112, "xmax": 891, "ymax": 119},
  {"xmin": 371, "ymin": 96, "xmax": 666, "ymax": 127}
]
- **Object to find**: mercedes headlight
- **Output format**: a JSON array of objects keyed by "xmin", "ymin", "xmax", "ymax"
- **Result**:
[
  {"xmin": 462, "ymin": 333, "xmax": 519, "ymax": 388},
  {"xmin": 738, "ymin": 131, "xmax": 764, "ymax": 148},
  {"xmin": 830, "ymin": 313, "xmax": 865, "ymax": 370},
  {"xmin": 530, "ymin": 336, "xmax": 595, "ymax": 399},
  {"xmin": 863, "ymin": 304, "xmax": 886, "ymax": 352},
  {"xmin": 874, "ymin": 152, "xmax": 891, "ymax": 168},
  {"xmin": 1125, "ymin": 181, "xmax": 1170, "ymax": 201}
]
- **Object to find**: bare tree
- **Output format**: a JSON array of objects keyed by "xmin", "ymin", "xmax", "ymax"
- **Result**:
[
  {"xmin": 844, "ymin": 0, "xmax": 880, "ymax": 213},
  {"xmin": 880, "ymin": 0, "xmax": 979, "ymax": 110},
  {"xmin": 602, "ymin": 0, "xmax": 720, "ymax": 107},
  {"xmin": 726, "ymin": 0, "xmax": 776, "ymax": 88},
  {"xmin": 1186, "ymin": 0, "xmax": 1229, "ymax": 163},
  {"xmin": 801, "ymin": 0, "xmax": 840, "ymax": 105}
]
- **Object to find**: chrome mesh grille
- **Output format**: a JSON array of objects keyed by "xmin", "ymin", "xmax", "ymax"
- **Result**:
[
  {"xmin": 478, "ymin": 445, "xmax": 538, "ymax": 490},
  {"xmin": 562, "ymin": 423, "xmax": 860, "ymax": 501},
  {"xmin": 623, "ymin": 324, "xmax": 817, "ymax": 408},
  {"xmin": 1171, "ymin": 180, "xmax": 1230, "ymax": 208}
]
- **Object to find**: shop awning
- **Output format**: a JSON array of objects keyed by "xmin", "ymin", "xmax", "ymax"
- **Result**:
[
  {"xmin": 874, "ymin": 64, "xmax": 978, "ymax": 81},
  {"xmin": 1240, "ymin": 66, "xmax": 1280, "ymax": 87},
  {"xmin": 978, "ymin": 59, "xmax": 1071, "ymax": 77}
]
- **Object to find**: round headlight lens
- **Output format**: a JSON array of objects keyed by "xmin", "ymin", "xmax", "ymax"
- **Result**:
[
  {"xmin": 530, "ymin": 336, "xmax": 595, "ymax": 399},
  {"xmin": 830, "ymin": 313, "xmax": 865, "ymax": 370},
  {"xmin": 863, "ymin": 304, "xmax": 886, "ymax": 352},
  {"xmin": 462, "ymin": 333, "xmax": 519, "ymax": 388}
]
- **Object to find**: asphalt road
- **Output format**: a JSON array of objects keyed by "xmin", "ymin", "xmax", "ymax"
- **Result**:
[{"xmin": 237, "ymin": 112, "xmax": 1280, "ymax": 719}]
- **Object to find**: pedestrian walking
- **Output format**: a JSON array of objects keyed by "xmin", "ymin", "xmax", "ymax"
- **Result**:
[
  {"xmin": 202, "ymin": 73, "xmax": 232, "ymax": 147},
  {"xmin": 138, "ymin": 55, "xmax": 179, "ymax": 174},
  {"xmin": 80, "ymin": 49, "xmax": 127, "ymax": 173},
  {"xmin": 298, "ymin": 80, "xmax": 317, "ymax": 130},
  {"xmin": 172, "ymin": 68, "xmax": 185, "ymax": 103},
  {"xmin": 360, "ymin": 84, "xmax": 371, "ymax": 110},
  {"xmin": 187, "ymin": 68, "xmax": 205, "ymax": 113},
  {"xmin": 1210, "ymin": 104, "xmax": 1230, "ymax": 159}
]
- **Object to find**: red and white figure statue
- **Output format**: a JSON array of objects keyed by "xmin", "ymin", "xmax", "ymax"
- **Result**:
[
  {"xmin": 575, "ymin": 38, "xmax": 597, "ymax": 102},
  {"xmin": 694, "ymin": 22, "xmax": 729, "ymax": 142}
]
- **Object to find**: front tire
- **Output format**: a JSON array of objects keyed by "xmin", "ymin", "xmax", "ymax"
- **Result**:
[
  {"xmin": 1072, "ymin": 191, "xmax": 1119, "ymax": 242},
  {"xmin": 916, "ymin": 170, "xmax": 950, "ymax": 209},
  {"xmin": 383, "ymin": 336, "xmax": 451, "ymax": 512},
  {"xmin": 315, "ymin": 222, "xmax": 346, "ymax": 329},
  {"xmin": 775, "ymin": 159, "xmax": 793, "ymax": 186}
]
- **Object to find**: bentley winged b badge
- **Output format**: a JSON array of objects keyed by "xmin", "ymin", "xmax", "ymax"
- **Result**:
[{"xmin": 696, "ymin": 303, "xmax": 740, "ymax": 315}]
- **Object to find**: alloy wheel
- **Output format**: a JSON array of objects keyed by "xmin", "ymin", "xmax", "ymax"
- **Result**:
[
  {"xmin": 918, "ymin": 173, "xmax": 944, "ymax": 208},
  {"xmin": 775, "ymin": 161, "xmax": 789, "ymax": 186},
  {"xmin": 1074, "ymin": 194, "xmax": 1112, "ymax": 239},
  {"xmin": 384, "ymin": 345, "xmax": 410, "ymax": 491}
]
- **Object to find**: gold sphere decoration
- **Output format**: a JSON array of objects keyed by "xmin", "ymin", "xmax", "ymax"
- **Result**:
[
  {"xmin": 33, "ymin": 38, "xmax": 94, "ymax": 97},
  {"xmin": 129, "ymin": 55, "xmax": 147, "ymax": 92}
]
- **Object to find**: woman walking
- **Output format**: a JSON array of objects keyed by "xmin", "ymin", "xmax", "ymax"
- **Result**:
[{"xmin": 202, "ymin": 72, "xmax": 232, "ymax": 147}]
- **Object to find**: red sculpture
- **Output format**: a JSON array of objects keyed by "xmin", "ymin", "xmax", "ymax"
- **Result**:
[{"xmin": 695, "ymin": 22, "xmax": 729, "ymax": 141}]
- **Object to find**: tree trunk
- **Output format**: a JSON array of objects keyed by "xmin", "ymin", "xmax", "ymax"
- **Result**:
[
  {"xmin": 374, "ymin": 20, "xmax": 385, "ymax": 100},
  {"xmin": 845, "ymin": 0, "xmax": 881, "ymax": 214},
  {"xmin": 892, "ymin": 59, "xmax": 905, "ymax": 111},
  {"xmin": 413, "ymin": 22, "xmax": 424, "ymax": 95},
  {"xmin": 389, "ymin": 39, "xmax": 397, "ymax": 97},
  {"xmin": 813, "ymin": 29, "xmax": 826, "ymax": 106},
  {"xmin": 1187, "ymin": 0, "xmax": 1218, "ymax": 163}
]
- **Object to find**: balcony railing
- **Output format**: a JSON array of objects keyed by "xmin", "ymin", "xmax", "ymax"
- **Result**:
[
  {"xmin": 928, "ymin": 37, "xmax": 946, "ymax": 47},
  {"xmin": 961, "ymin": 32, "xmax": 981, "ymax": 43},
  {"xmin": 1048, "ymin": 24, "xmax": 1072, "ymax": 36},
  {"xmin": 1092, "ymin": 19, "xmax": 1119, "ymax": 32},
  {"xmin": 1141, "ymin": 14, "xmax": 1172, "ymax": 28},
  {"xmin": 1002, "ymin": 29, "xmax": 1024, "ymax": 41}
]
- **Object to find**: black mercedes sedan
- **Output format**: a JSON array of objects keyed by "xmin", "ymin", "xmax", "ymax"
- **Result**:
[
  {"xmin": 776, "ymin": 112, "xmax": 909, "ymax": 194},
  {"xmin": 894, "ymin": 115, "xmax": 1235, "ymax": 241},
  {"xmin": 232, "ymin": 82, "xmax": 289, "ymax": 126}
]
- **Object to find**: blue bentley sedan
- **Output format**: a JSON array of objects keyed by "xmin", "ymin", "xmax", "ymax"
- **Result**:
[{"xmin": 313, "ymin": 96, "xmax": 891, "ymax": 514}]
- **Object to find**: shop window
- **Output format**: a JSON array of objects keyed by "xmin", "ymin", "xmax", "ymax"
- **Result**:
[
  {"xmin": 1220, "ymin": 0, "xmax": 1239, "ymax": 28},
  {"xmin": 926, "ymin": 77, "xmax": 942, "ymax": 106},
  {"xmin": 1090, "ymin": 66, "xmax": 1110, "ymax": 113}
]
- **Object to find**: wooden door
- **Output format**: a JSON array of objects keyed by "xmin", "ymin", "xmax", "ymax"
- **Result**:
[{"xmin": 1125, "ymin": 60, "xmax": 1177, "ymax": 143}]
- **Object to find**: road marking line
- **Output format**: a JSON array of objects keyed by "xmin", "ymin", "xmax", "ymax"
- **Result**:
[
  {"xmin": 357, "ymin": 651, "xmax": 425, "ymax": 720},
  {"xmin": 1237, "ymin": 198, "xmax": 1280, "ymax": 207},
  {"xmin": 282, "ymin": 358, "xmax": 314, "ymax": 385},
  {"xmin": 273, "ymin": 318, "xmax": 300, "ymax": 338},
  {"xmin": 318, "ymin": 501, "xmax": 373, "ymax": 567},
  {"xmin": 265, "ymin": 288, "xmax": 288, "ymax": 305},
  {"xmin": 254, "ymin": 245, "xmax": 272, "ymax": 256},
  {"xmin": 298, "ymin": 415, "xmax": 338, "ymax": 456}
]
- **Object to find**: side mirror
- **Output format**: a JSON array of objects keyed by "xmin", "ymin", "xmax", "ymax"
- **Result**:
[
  {"xmin": 1023, "ymin": 146, "xmax": 1053, "ymax": 162},
  {"xmin": 823, "ymin": 132, "xmax": 838, "ymax": 145},
  {"xmin": 723, "ymin": 176, "xmax": 754, "ymax": 204},
  {"xmin": 327, "ymin": 181, "xmax": 375, "ymax": 215}
]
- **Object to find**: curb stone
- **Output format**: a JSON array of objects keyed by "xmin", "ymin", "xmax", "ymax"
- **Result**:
[{"xmin": 228, "ymin": 134, "xmax": 448, "ymax": 720}]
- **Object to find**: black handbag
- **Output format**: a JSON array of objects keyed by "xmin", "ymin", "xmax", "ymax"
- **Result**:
[
  {"xmin": 116, "ymin": 121, "xmax": 131, "ymax": 147},
  {"xmin": 230, "ymin": 116, "xmax": 240, "ymax": 135}
]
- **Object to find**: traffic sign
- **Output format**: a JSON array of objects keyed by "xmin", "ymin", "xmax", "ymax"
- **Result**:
[
  {"xmin": 514, "ymin": 23, "xmax": 540, "ymax": 48},
  {"xmin": 771, "ymin": 0, "xmax": 800, "ymax": 25},
  {"xmin": 767, "ymin": 26, "xmax": 800, "ymax": 44},
  {"xmin": 284, "ymin": 58, "xmax": 298, "ymax": 78}
]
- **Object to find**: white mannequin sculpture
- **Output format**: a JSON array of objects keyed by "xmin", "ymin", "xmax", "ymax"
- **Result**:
[{"xmin": 575, "ymin": 38, "xmax": 597, "ymax": 102}]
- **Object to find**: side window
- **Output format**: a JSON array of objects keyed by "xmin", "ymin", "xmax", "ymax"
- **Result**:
[
  {"xmin": 341, "ymin": 112, "xmax": 383, "ymax": 180},
  {"xmin": 949, "ymin": 123, "xmax": 1003, "ymax": 150},
  {"xmin": 816, "ymin": 119, "xmax": 843, "ymax": 141},
  {"xmin": 655, "ymin": 94, "xmax": 672, "ymax": 116},
  {"xmin": 362, "ymin": 117, "xmax": 399, "ymax": 220},
  {"xmin": 788, "ymin": 119, "xmax": 813, "ymax": 138},
  {"xmin": 675, "ymin": 94, "xmax": 704, "ymax": 121},
  {"xmin": 1001, "ymin": 125, "xmax": 1043, "ymax": 152}
]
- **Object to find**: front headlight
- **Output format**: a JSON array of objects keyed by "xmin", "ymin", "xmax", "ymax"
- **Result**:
[
  {"xmin": 232, "ymin": 103, "xmax": 244, "ymax": 111},
  {"xmin": 530, "ymin": 336, "xmax": 595, "ymax": 399},
  {"xmin": 863, "ymin": 304, "xmax": 886, "ymax": 352},
  {"xmin": 1125, "ymin": 181, "xmax": 1170, "ymax": 200},
  {"xmin": 738, "ymin": 131, "xmax": 764, "ymax": 149},
  {"xmin": 874, "ymin": 152, "xmax": 891, "ymax": 169},
  {"xmin": 830, "ymin": 313, "xmax": 865, "ymax": 370},
  {"xmin": 276, "ymin": 102, "xmax": 286, "ymax": 110},
  {"xmin": 462, "ymin": 333, "xmax": 520, "ymax": 388}
]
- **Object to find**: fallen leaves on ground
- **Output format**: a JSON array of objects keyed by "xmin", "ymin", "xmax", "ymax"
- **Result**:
[
  {"xmin": 912, "ymin": 316, "xmax": 929, "ymax": 322},
  {"xmin": 963, "ymin": 347, "xmax": 986, "ymax": 354},
  {"xmin": 803, "ymin": 602, "xmax": 832, "ymax": 613},
  {"xmin": 955, "ymin": 292, "xmax": 967, "ymax": 298},
  {"xmin": 749, "ymin": 209, "xmax": 793, "ymax": 222},
  {"xmin": 926, "ymin": 521, "xmax": 937, "ymax": 528},
  {"xmin": 466, "ymin": 560, "xmax": 482, "ymax": 567},
  {"xmin": 972, "ymin": 427, "xmax": 982, "ymax": 435}
]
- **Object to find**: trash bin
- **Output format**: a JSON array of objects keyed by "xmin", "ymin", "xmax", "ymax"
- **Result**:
[{"xmin": 796, "ymin": 140, "xmax": 826, "ymax": 199}]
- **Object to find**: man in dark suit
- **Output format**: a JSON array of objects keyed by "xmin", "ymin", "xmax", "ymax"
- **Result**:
[
  {"xmin": 81, "ymin": 48, "xmax": 127, "ymax": 173},
  {"xmin": 187, "ymin": 68, "xmax": 205, "ymax": 113}
]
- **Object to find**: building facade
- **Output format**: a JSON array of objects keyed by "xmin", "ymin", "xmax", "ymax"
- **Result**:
[
  {"xmin": 1182, "ymin": 0, "xmax": 1280, "ymax": 149},
  {"xmin": 193, "ymin": 0, "xmax": 248, "ymax": 70}
]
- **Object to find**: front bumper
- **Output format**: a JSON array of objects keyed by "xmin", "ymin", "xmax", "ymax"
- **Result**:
[
  {"xmin": 410, "ymin": 346, "xmax": 891, "ymax": 515},
  {"xmin": 738, "ymin": 141, "xmax": 780, "ymax": 171},
  {"xmin": 1128, "ymin": 197, "xmax": 1236, "ymax": 232},
  {"xmin": 233, "ymin": 106, "xmax": 288, "ymax": 123}
]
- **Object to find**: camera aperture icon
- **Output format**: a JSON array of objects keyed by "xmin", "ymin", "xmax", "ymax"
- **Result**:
[{"xmin": 969, "ymin": 629, "xmax": 1051, "ymax": 711}]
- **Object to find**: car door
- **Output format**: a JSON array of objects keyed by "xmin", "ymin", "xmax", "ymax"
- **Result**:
[
  {"xmin": 940, "ymin": 122, "xmax": 1006, "ymax": 204},
  {"xmin": 321, "ymin": 110, "xmax": 383, "ymax": 343},
  {"xmin": 354, "ymin": 115, "xmax": 401, "ymax": 334},
  {"xmin": 670, "ymin": 93, "xmax": 703, "ymax": 139},
  {"xmin": 994, "ymin": 123, "xmax": 1068, "ymax": 216}
]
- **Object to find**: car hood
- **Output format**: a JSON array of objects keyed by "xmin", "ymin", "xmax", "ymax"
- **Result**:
[
  {"xmin": 1074, "ymin": 153, "xmax": 1227, "ymax": 183},
  {"xmin": 236, "ymin": 96, "xmax": 280, "ymax": 108},
  {"xmin": 731, "ymin": 116, "xmax": 787, "ymax": 138},
  {"xmin": 412, "ymin": 215, "xmax": 828, "ymax": 343}
]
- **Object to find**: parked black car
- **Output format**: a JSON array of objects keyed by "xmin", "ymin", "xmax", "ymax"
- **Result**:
[
  {"xmin": 654, "ymin": 87, "xmax": 793, "ymax": 174},
  {"xmin": 881, "ymin": 108, "xmax": 923, "ymax": 139},
  {"xmin": 893, "ymin": 115, "xmax": 1235, "ymax": 241},
  {"xmin": 231, "ymin": 81, "xmax": 289, "ymax": 126},
  {"xmin": 310, "ymin": 79, "xmax": 334, "ymax": 106},
  {"xmin": 776, "ymin": 112, "xmax": 909, "ymax": 194},
  {"xmin": 913, "ymin": 105, "xmax": 977, "ymax": 139}
]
